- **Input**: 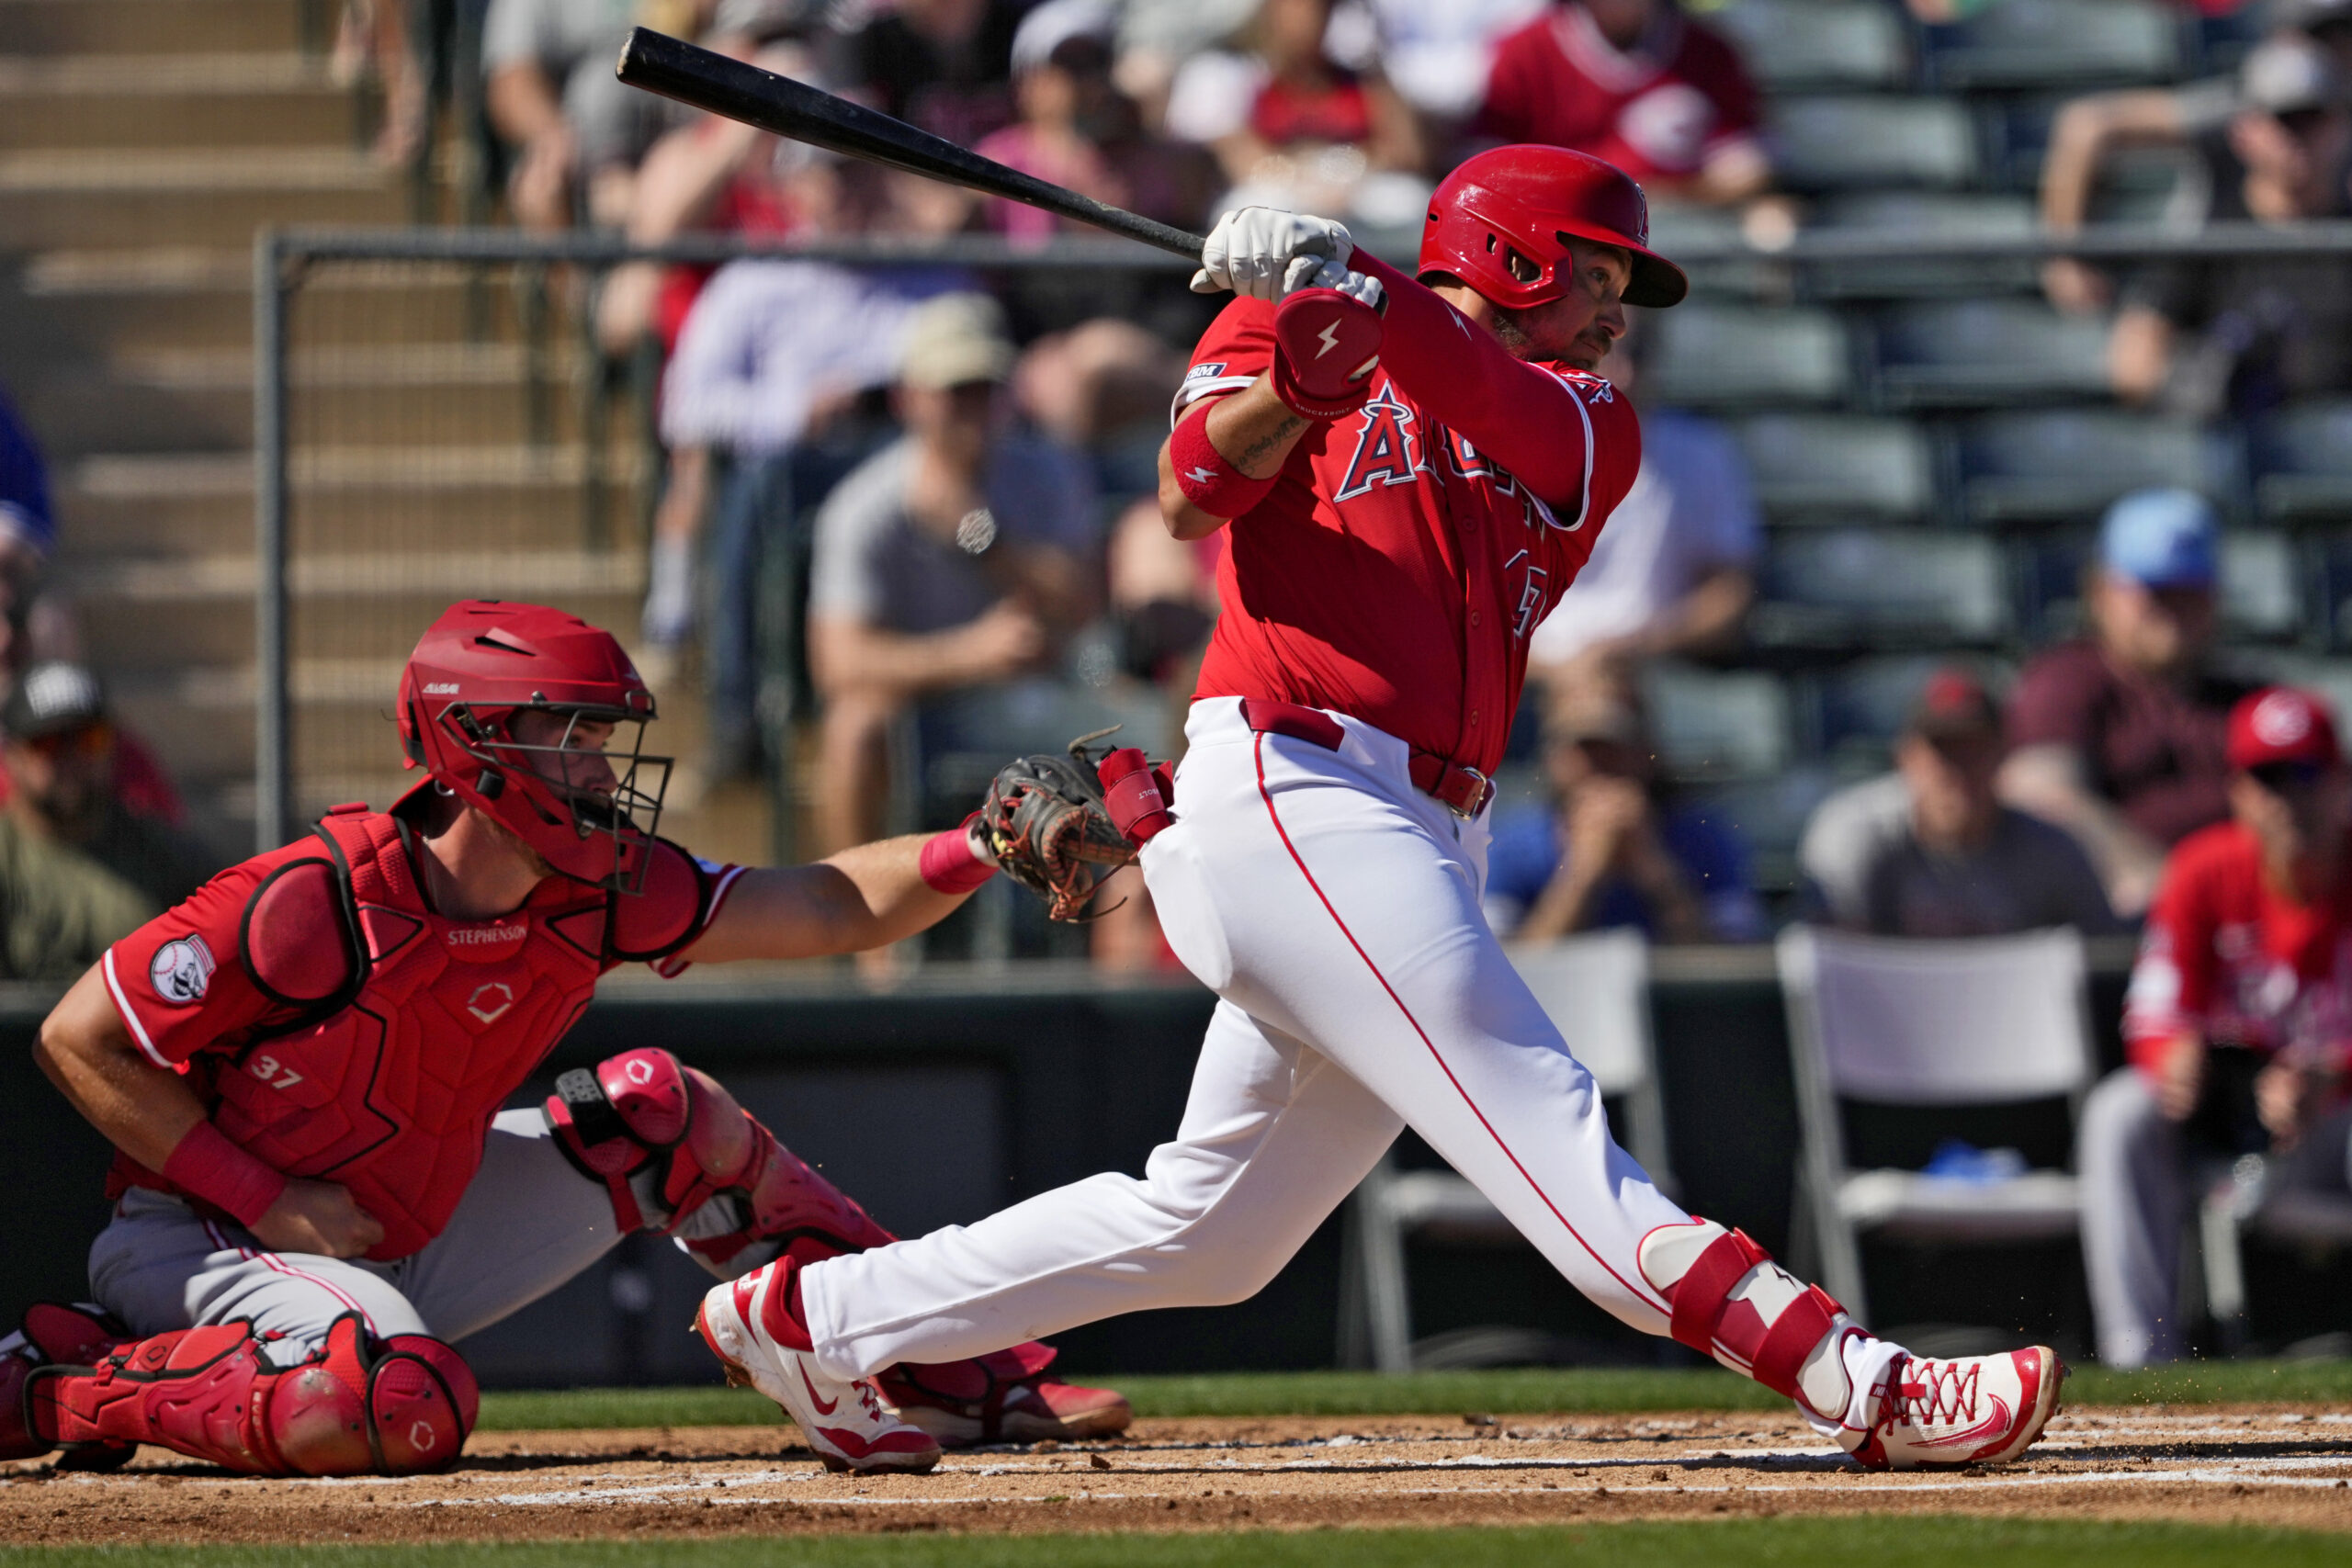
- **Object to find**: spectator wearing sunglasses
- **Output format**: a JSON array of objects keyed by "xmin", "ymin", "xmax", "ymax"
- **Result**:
[
  {"xmin": 2080, "ymin": 686, "xmax": 2352, "ymax": 1367},
  {"xmin": 0, "ymin": 664, "xmax": 210, "ymax": 981}
]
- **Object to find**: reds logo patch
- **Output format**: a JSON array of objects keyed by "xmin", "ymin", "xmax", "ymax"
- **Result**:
[{"xmin": 150, "ymin": 935, "xmax": 215, "ymax": 1006}]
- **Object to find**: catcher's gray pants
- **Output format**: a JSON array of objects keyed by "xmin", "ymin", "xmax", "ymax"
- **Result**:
[
  {"xmin": 87, "ymin": 1111, "xmax": 619, "ymax": 1359},
  {"xmin": 2078, "ymin": 1067, "xmax": 2352, "ymax": 1368}
]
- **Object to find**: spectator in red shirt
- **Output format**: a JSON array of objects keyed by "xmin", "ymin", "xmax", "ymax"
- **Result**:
[
  {"xmin": 2000, "ymin": 489, "xmax": 2256, "ymax": 917},
  {"xmin": 2081, "ymin": 686, "xmax": 2352, "ymax": 1366},
  {"xmin": 1476, "ymin": 0, "xmax": 1769, "ymax": 205}
]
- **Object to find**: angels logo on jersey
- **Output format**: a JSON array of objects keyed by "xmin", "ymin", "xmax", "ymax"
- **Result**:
[{"xmin": 1333, "ymin": 383, "xmax": 1424, "ymax": 501}]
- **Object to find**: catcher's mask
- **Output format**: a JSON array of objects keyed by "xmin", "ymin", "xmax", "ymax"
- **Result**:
[{"xmin": 396, "ymin": 601, "xmax": 672, "ymax": 893}]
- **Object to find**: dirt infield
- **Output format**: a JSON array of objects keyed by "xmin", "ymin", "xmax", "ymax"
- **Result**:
[{"xmin": 6, "ymin": 1406, "xmax": 2351, "ymax": 1543}]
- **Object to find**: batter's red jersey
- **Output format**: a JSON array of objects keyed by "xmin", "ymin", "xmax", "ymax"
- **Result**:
[
  {"xmin": 1179, "ymin": 256, "xmax": 1642, "ymax": 778},
  {"xmin": 1476, "ymin": 6, "xmax": 1761, "ymax": 188},
  {"xmin": 2121, "ymin": 820, "xmax": 2352, "ymax": 1078}
]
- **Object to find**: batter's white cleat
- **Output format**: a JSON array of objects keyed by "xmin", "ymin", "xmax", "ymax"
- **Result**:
[
  {"xmin": 1841, "ymin": 1346, "xmax": 2066, "ymax": 1470},
  {"xmin": 694, "ymin": 1266, "xmax": 942, "ymax": 1475}
]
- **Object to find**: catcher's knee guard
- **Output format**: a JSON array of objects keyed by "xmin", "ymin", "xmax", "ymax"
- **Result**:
[
  {"xmin": 1638, "ymin": 1218, "xmax": 1857, "ymax": 1424},
  {"xmin": 26, "ymin": 1313, "xmax": 476, "ymax": 1477},
  {"xmin": 546, "ymin": 1046, "xmax": 894, "ymax": 1275}
]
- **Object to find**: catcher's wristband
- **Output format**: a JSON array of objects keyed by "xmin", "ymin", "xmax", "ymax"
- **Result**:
[
  {"xmin": 1170, "ymin": 403, "xmax": 1278, "ymax": 519},
  {"xmin": 919, "ymin": 816, "xmax": 997, "ymax": 895},
  {"xmin": 162, "ymin": 1120, "xmax": 289, "ymax": 1230}
]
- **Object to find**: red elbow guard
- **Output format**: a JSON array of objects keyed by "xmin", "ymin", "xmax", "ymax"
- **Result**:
[{"xmin": 1170, "ymin": 404, "xmax": 1278, "ymax": 519}]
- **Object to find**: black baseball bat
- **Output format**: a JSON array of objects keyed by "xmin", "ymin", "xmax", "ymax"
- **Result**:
[{"xmin": 615, "ymin": 28, "xmax": 1206, "ymax": 260}]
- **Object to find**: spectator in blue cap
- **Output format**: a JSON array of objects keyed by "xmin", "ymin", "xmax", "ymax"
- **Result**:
[{"xmin": 2001, "ymin": 489, "xmax": 2258, "ymax": 916}]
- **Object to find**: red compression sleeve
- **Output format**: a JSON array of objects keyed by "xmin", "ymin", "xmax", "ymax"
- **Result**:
[
  {"xmin": 1354, "ymin": 254, "xmax": 1599, "ymax": 506},
  {"xmin": 919, "ymin": 818, "xmax": 997, "ymax": 895},
  {"xmin": 162, "ymin": 1120, "xmax": 288, "ymax": 1229},
  {"xmin": 1170, "ymin": 400, "xmax": 1279, "ymax": 520}
]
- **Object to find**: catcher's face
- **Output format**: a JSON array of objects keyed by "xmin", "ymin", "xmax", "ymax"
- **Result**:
[{"xmin": 506, "ymin": 708, "xmax": 620, "ymax": 798}]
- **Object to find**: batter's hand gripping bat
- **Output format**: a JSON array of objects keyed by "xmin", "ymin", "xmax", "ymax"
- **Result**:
[{"xmin": 614, "ymin": 28, "xmax": 1206, "ymax": 259}]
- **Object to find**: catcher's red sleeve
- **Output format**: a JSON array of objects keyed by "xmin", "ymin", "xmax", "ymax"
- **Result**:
[{"xmin": 103, "ymin": 862, "xmax": 290, "ymax": 1069}]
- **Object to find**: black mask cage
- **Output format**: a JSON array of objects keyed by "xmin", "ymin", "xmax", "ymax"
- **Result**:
[{"xmin": 439, "ymin": 701, "xmax": 674, "ymax": 893}]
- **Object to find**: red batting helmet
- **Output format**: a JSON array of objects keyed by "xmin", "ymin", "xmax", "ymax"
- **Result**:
[
  {"xmin": 1419, "ymin": 145, "xmax": 1688, "ymax": 311},
  {"xmin": 396, "ymin": 601, "xmax": 671, "ymax": 892}
]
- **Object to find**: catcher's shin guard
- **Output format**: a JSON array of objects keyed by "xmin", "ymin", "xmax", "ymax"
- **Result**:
[
  {"xmin": 1638, "ymin": 1219, "xmax": 1858, "ymax": 1424},
  {"xmin": 545, "ymin": 1047, "xmax": 895, "ymax": 1273},
  {"xmin": 27, "ymin": 1314, "xmax": 476, "ymax": 1476},
  {"xmin": 0, "ymin": 1303, "xmax": 134, "ymax": 1463}
]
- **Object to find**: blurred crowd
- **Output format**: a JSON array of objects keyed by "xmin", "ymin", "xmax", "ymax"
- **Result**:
[{"xmin": 288, "ymin": 0, "xmax": 2352, "ymax": 973}]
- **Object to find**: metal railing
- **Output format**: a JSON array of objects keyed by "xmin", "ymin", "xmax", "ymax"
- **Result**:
[{"xmin": 249, "ymin": 220, "xmax": 2352, "ymax": 851}]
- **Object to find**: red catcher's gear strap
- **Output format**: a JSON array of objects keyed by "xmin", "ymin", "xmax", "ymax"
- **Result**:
[
  {"xmin": 920, "ymin": 816, "xmax": 997, "ymax": 894},
  {"xmin": 1169, "ymin": 401, "xmax": 1279, "ymax": 520},
  {"xmin": 160, "ymin": 1121, "xmax": 288, "ymax": 1230}
]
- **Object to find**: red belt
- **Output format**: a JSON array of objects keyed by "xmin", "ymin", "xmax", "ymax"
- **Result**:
[{"xmin": 1238, "ymin": 698, "xmax": 1495, "ymax": 818}]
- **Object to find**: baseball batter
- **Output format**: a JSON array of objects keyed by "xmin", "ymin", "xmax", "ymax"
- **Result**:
[
  {"xmin": 695, "ymin": 146, "xmax": 2066, "ymax": 1474},
  {"xmin": 0, "ymin": 601, "xmax": 1125, "ymax": 1477}
]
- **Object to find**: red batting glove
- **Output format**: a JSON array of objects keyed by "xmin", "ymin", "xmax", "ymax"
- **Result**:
[{"xmin": 1271, "ymin": 285, "xmax": 1385, "ymax": 421}]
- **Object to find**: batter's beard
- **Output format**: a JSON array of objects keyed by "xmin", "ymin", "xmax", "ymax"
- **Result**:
[{"xmin": 1492, "ymin": 307, "xmax": 1607, "ymax": 371}]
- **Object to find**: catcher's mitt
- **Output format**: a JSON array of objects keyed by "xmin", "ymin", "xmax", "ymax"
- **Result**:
[{"xmin": 983, "ymin": 734, "xmax": 1140, "ymax": 922}]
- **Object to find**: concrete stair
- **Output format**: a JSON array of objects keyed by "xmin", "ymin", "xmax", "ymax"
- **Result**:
[{"xmin": 0, "ymin": 0, "xmax": 770, "ymax": 869}]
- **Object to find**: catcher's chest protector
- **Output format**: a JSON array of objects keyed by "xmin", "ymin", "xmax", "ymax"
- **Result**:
[{"xmin": 207, "ymin": 807, "xmax": 611, "ymax": 1259}]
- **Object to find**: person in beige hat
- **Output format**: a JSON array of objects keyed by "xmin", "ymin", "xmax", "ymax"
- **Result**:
[{"xmin": 805, "ymin": 294, "xmax": 1102, "ymax": 854}]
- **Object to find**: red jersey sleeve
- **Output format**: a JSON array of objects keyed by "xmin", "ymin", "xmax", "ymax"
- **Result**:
[
  {"xmin": 102, "ymin": 861, "xmax": 296, "ymax": 1069},
  {"xmin": 2121, "ymin": 840, "xmax": 2222, "ymax": 1074},
  {"xmin": 1172, "ymin": 299, "xmax": 1274, "ymax": 421},
  {"xmin": 1357, "ymin": 252, "xmax": 1623, "ymax": 513}
]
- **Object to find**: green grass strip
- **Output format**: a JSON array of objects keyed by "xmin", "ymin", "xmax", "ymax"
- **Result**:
[
  {"xmin": 2, "ymin": 1519, "xmax": 2346, "ymax": 1568},
  {"xmin": 473, "ymin": 1359, "xmax": 2352, "ymax": 1430}
]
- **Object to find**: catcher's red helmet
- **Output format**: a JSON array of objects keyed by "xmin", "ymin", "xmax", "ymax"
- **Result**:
[
  {"xmin": 396, "ymin": 601, "xmax": 670, "ymax": 891},
  {"xmin": 1418, "ymin": 144, "xmax": 1688, "ymax": 311}
]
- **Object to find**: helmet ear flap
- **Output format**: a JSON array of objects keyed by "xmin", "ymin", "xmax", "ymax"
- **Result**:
[{"xmin": 400, "ymin": 701, "xmax": 426, "ymax": 769}]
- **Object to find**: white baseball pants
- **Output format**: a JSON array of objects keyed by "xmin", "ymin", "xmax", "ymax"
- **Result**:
[{"xmin": 803, "ymin": 697, "xmax": 1700, "ymax": 1375}]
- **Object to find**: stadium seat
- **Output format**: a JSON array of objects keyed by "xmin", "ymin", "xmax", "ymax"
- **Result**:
[
  {"xmin": 2249, "ymin": 399, "xmax": 2352, "ymax": 526},
  {"xmin": 1716, "ymin": 0, "xmax": 1915, "ymax": 91},
  {"xmin": 1953, "ymin": 409, "xmax": 2244, "ymax": 524},
  {"xmin": 1778, "ymin": 926, "xmax": 2096, "ymax": 1324},
  {"xmin": 1924, "ymin": 0, "xmax": 2184, "ymax": 90},
  {"xmin": 1803, "ymin": 191, "xmax": 2040, "ymax": 299},
  {"xmin": 1755, "ymin": 527, "xmax": 2011, "ymax": 647},
  {"xmin": 1641, "ymin": 661, "xmax": 1795, "ymax": 781},
  {"xmin": 1683, "ymin": 763, "xmax": 1845, "ymax": 897},
  {"xmin": 2220, "ymin": 531, "xmax": 2302, "ymax": 641},
  {"xmin": 1731, "ymin": 413, "xmax": 1940, "ymax": 524},
  {"xmin": 1340, "ymin": 931, "xmax": 1670, "ymax": 1371},
  {"xmin": 1871, "ymin": 300, "xmax": 2112, "ymax": 409},
  {"xmin": 1643, "ymin": 302, "xmax": 1854, "ymax": 408},
  {"xmin": 1769, "ymin": 95, "xmax": 1980, "ymax": 192}
]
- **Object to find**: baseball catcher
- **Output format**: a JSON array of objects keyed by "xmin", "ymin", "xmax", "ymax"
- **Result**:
[{"xmin": 0, "ymin": 600, "xmax": 1128, "ymax": 1478}]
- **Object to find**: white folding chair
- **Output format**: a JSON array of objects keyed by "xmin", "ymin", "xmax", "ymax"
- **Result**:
[
  {"xmin": 1777, "ymin": 926, "xmax": 2095, "ymax": 1323},
  {"xmin": 1340, "ymin": 929, "xmax": 1671, "ymax": 1371}
]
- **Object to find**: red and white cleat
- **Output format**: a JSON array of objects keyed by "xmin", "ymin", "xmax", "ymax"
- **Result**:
[
  {"xmin": 1842, "ymin": 1346, "xmax": 2066, "ymax": 1470},
  {"xmin": 695, "ymin": 1265, "xmax": 941, "ymax": 1475},
  {"xmin": 879, "ymin": 1365, "xmax": 1133, "ymax": 1448}
]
